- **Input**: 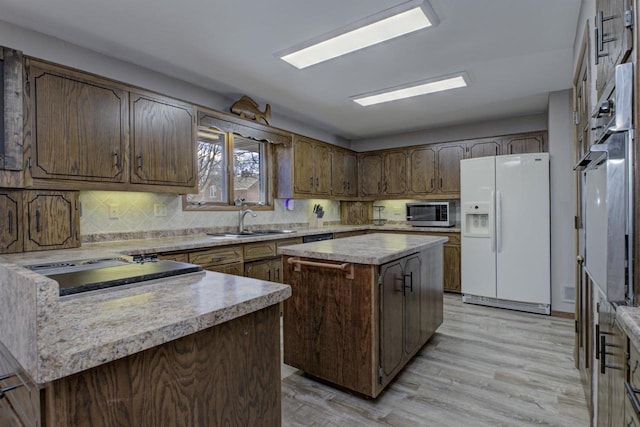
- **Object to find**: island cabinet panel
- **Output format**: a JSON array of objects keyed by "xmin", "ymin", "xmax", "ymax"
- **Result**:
[
  {"xmin": 44, "ymin": 305, "xmax": 281, "ymax": 427},
  {"xmin": 27, "ymin": 61, "xmax": 128, "ymax": 183},
  {"xmin": 130, "ymin": 91, "xmax": 196, "ymax": 188},
  {"xmin": 380, "ymin": 261, "xmax": 404, "ymax": 379},
  {"xmin": 283, "ymin": 260, "xmax": 376, "ymax": 396}
]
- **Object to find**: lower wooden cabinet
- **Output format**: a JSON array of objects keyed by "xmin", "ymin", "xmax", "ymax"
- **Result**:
[
  {"xmin": 0, "ymin": 190, "xmax": 80, "ymax": 254},
  {"xmin": 0, "ymin": 341, "xmax": 40, "ymax": 427},
  {"xmin": 596, "ymin": 300, "xmax": 625, "ymax": 427},
  {"xmin": 245, "ymin": 258, "xmax": 281, "ymax": 282}
]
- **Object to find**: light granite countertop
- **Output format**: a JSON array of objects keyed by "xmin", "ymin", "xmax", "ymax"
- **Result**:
[
  {"xmin": 278, "ymin": 233, "xmax": 449, "ymax": 265},
  {"xmin": 0, "ymin": 224, "xmax": 457, "ymax": 385},
  {"xmin": 617, "ymin": 306, "xmax": 640, "ymax": 351}
]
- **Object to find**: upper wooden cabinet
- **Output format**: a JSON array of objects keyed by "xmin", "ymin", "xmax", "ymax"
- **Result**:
[
  {"xmin": 594, "ymin": 0, "xmax": 632, "ymax": 98},
  {"xmin": 130, "ymin": 91, "xmax": 196, "ymax": 187},
  {"xmin": 22, "ymin": 58, "xmax": 197, "ymax": 193},
  {"xmin": 27, "ymin": 61, "xmax": 128, "ymax": 183},
  {"xmin": 408, "ymin": 147, "xmax": 436, "ymax": 195},
  {"xmin": 358, "ymin": 150, "xmax": 408, "ymax": 198},
  {"xmin": 276, "ymin": 134, "xmax": 331, "ymax": 198},
  {"xmin": 435, "ymin": 144, "xmax": 465, "ymax": 194},
  {"xmin": 467, "ymin": 138, "xmax": 501, "ymax": 158},
  {"xmin": 331, "ymin": 148, "xmax": 358, "ymax": 198},
  {"xmin": 502, "ymin": 132, "xmax": 547, "ymax": 154}
]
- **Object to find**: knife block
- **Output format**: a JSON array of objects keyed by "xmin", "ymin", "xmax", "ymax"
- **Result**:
[{"xmin": 309, "ymin": 216, "xmax": 323, "ymax": 229}]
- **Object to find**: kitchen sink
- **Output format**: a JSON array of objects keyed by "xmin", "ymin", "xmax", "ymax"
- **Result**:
[{"xmin": 207, "ymin": 229, "xmax": 297, "ymax": 238}]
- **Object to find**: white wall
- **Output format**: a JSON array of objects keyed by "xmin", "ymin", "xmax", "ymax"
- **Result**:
[
  {"xmin": 350, "ymin": 114, "xmax": 547, "ymax": 151},
  {"xmin": 548, "ymin": 90, "xmax": 576, "ymax": 313},
  {"xmin": 0, "ymin": 19, "xmax": 349, "ymax": 147}
]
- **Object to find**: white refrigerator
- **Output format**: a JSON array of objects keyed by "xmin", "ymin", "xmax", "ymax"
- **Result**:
[{"xmin": 460, "ymin": 153, "xmax": 550, "ymax": 314}]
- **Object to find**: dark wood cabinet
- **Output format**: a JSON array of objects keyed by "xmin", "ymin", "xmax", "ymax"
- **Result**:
[
  {"xmin": 443, "ymin": 238, "xmax": 461, "ymax": 293},
  {"xmin": 594, "ymin": 0, "xmax": 632, "ymax": 98},
  {"xmin": 358, "ymin": 152, "xmax": 384, "ymax": 197},
  {"xmin": 435, "ymin": 144, "xmax": 465, "ymax": 194},
  {"xmin": 408, "ymin": 147, "xmax": 436, "ymax": 195},
  {"xmin": 22, "ymin": 190, "xmax": 80, "ymax": 252},
  {"xmin": 27, "ymin": 61, "xmax": 128, "ymax": 183},
  {"xmin": 0, "ymin": 191, "xmax": 22, "ymax": 254},
  {"xmin": 358, "ymin": 150, "xmax": 407, "ymax": 197},
  {"xmin": 382, "ymin": 150, "xmax": 408, "ymax": 195},
  {"xmin": 467, "ymin": 138, "xmax": 501, "ymax": 158},
  {"xmin": 130, "ymin": 91, "xmax": 196, "ymax": 188},
  {"xmin": 596, "ymin": 299, "xmax": 625, "ymax": 427},
  {"xmin": 276, "ymin": 134, "xmax": 330, "ymax": 198},
  {"xmin": 331, "ymin": 148, "xmax": 358, "ymax": 197},
  {"xmin": 502, "ymin": 132, "xmax": 547, "ymax": 155}
]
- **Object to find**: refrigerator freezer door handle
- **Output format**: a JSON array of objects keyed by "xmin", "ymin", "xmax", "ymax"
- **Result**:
[
  {"xmin": 496, "ymin": 190, "xmax": 502, "ymax": 253},
  {"xmin": 490, "ymin": 190, "xmax": 496, "ymax": 252}
]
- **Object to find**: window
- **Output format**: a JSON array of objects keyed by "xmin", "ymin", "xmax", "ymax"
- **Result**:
[{"xmin": 184, "ymin": 127, "xmax": 271, "ymax": 210}]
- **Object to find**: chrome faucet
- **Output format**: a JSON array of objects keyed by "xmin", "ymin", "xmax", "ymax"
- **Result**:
[{"xmin": 238, "ymin": 207, "xmax": 257, "ymax": 233}]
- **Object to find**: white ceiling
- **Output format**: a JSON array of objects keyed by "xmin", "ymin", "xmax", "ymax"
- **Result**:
[{"xmin": 0, "ymin": 0, "xmax": 581, "ymax": 141}]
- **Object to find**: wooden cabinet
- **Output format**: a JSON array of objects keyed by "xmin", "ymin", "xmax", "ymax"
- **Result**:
[
  {"xmin": 130, "ymin": 91, "xmax": 196, "ymax": 188},
  {"xmin": 627, "ymin": 340, "xmax": 640, "ymax": 427},
  {"xmin": 0, "ymin": 191, "xmax": 22, "ymax": 254},
  {"xmin": 594, "ymin": 0, "xmax": 633, "ymax": 98},
  {"xmin": 467, "ymin": 138, "xmax": 501, "ymax": 158},
  {"xmin": 331, "ymin": 148, "xmax": 358, "ymax": 197},
  {"xmin": 596, "ymin": 299, "xmax": 625, "ymax": 427},
  {"xmin": 358, "ymin": 152, "xmax": 384, "ymax": 197},
  {"xmin": 157, "ymin": 252, "xmax": 189, "ymax": 263},
  {"xmin": 245, "ymin": 258, "xmax": 282, "ymax": 282},
  {"xmin": 0, "ymin": 341, "xmax": 39, "ymax": 427},
  {"xmin": 435, "ymin": 144, "xmax": 465, "ymax": 194},
  {"xmin": 276, "ymin": 135, "xmax": 330, "ymax": 198},
  {"xmin": 188, "ymin": 245, "xmax": 243, "ymax": 271},
  {"xmin": 27, "ymin": 61, "xmax": 128, "ymax": 183},
  {"xmin": 408, "ymin": 147, "xmax": 436, "ymax": 195},
  {"xmin": 502, "ymin": 132, "xmax": 547, "ymax": 155},
  {"xmin": 441, "ymin": 233, "xmax": 461, "ymax": 293},
  {"xmin": 22, "ymin": 190, "xmax": 80, "ymax": 252},
  {"xmin": 282, "ymin": 244, "xmax": 443, "ymax": 398},
  {"xmin": 22, "ymin": 59, "xmax": 197, "ymax": 193},
  {"xmin": 358, "ymin": 150, "xmax": 407, "ymax": 197}
]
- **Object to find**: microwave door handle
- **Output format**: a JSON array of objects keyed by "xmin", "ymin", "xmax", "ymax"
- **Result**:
[{"xmin": 490, "ymin": 191, "xmax": 496, "ymax": 252}]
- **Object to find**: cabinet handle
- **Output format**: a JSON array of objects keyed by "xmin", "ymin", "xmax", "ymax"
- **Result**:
[
  {"xmin": 403, "ymin": 272, "xmax": 414, "ymax": 294},
  {"xmin": 35, "ymin": 209, "xmax": 40, "ymax": 233},
  {"xmin": 440, "ymin": 177, "xmax": 443, "ymax": 188},
  {"xmin": 430, "ymin": 178, "xmax": 433, "ymax": 190},
  {"xmin": 495, "ymin": 146, "xmax": 498, "ymax": 155},
  {"xmin": 210, "ymin": 255, "xmax": 227, "ymax": 263},
  {"xmin": 316, "ymin": 177, "xmax": 319, "ymax": 187},
  {"xmin": 114, "ymin": 152, "xmax": 120, "ymax": 169},
  {"xmin": 137, "ymin": 155, "xmax": 143, "ymax": 169},
  {"xmin": 598, "ymin": 10, "xmax": 616, "ymax": 53},
  {"xmin": 309, "ymin": 177, "xmax": 314, "ymax": 187},
  {"xmin": 276, "ymin": 267, "xmax": 280, "ymax": 282},
  {"xmin": 377, "ymin": 182, "xmax": 381, "ymax": 192},
  {"xmin": 268, "ymin": 269, "xmax": 271, "ymax": 281},
  {"xmin": 7, "ymin": 211, "xmax": 12, "ymax": 234}
]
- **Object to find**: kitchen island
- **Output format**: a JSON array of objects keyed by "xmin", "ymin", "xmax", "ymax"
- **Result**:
[
  {"xmin": 279, "ymin": 233, "xmax": 447, "ymax": 398},
  {"xmin": 0, "ymin": 247, "xmax": 290, "ymax": 426}
]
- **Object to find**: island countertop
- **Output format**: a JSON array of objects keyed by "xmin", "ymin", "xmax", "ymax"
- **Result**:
[{"xmin": 278, "ymin": 233, "xmax": 449, "ymax": 265}]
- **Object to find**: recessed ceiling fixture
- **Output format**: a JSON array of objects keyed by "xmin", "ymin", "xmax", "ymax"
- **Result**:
[
  {"xmin": 278, "ymin": 0, "xmax": 439, "ymax": 69},
  {"xmin": 352, "ymin": 73, "xmax": 469, "ymax": 107}
]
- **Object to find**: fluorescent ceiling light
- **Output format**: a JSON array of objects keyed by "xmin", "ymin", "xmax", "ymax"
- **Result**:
[
  {"xmin": 352, "ymin": 74, "xmax": 469, "ymax": 106},
  {"xmin": 279, "ymin": 0, "xmax": 438, "ymax": 69}
]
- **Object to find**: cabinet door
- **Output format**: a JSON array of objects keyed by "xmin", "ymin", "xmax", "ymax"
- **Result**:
[
  {"xmin": 22, "ymin": 191, "xmax": 80, "ymax": 252},
  {"xmin": 595, "ymin": 0, "xmax": 632, "ymax": 97},
  {"xmin": 359, "ymin": 153, "xmax": 383, "ymax": 196},
  {"xmin": 409, "ymin": 147, "xmax": 436, "ymax": 194},
  {"xmin": 436, "ymin": 145, "xmax": 465, "ymax": 193},
  {"xmin": 292, "ymin": 137, "xmax": 314, "ymax": 194},
  {"xmin": 28, "ymin": 62, "xmax": 127, "ymax": 182},
  {"xmin": 209, "ymin": 262, "xmax": 244, "ymax": 276},
  {"xmin": 443, "ymin": 244, "xmax": 461, "ymax": 293},
  {"xmin": 130, "ymin": 91, "xmax": 196, "ymax": 187},
  {"xmin": 0, "ymin": 191, "xmax": 22, "ymax": 254},
  {"xmin": 331, "ymin": 150, "xmax": 346, "ymax": 196},
  {"xmin": 245, "ymin": 259, "xmax": 274, "ymax": 281},
  {"xmin": 403, "ymin": 256, "xmax": 422, "ymax": 355},
  {"xmin": 314, "ymin": 143, "xmax": 331, "ymax": 196},
  {"xmin": 467, "ymin": 140, "xmax": 500, "ymax": 158},
  {"xmin": 383, "ymin": 151, "xmax": 408, "ymax": 195},
  {"xmin": 343, "ymin": 152, "xmax": 358, "ymax": 196},
  {"xmin": 380, "ymin": 261, "xmax": 404, "ymax": 380},
  {"xmin": 502, "ymin": 133, "xmax": 546, "ymax": 154}
]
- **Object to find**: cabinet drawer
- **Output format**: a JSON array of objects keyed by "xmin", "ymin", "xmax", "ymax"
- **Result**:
[
  {"xmin": 276, "ymin": 237, "xmax": 303, "ymax": 250},
  {"xmin": 189, "ymin": 246, "xmax": 243, "ymax": 268},
  {"xmin": 244, "ymin": 242, "xmax": 277, "ymax": 261},
  {"xmin": 157, "ymin": 252, "xmax": 189, "ymax": 263},
  {"xmin": 207, "ymin": 262, "xmax": 244, "ymax": 276}
]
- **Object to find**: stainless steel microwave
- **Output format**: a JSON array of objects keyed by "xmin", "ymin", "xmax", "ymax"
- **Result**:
[{"xmin": 406, "ymin": 202, "xmax": 455, "ymax": 227}]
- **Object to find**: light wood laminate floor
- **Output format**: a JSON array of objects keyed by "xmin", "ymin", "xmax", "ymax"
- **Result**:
[{"xmin": 281, "ymin": 294, "xmax": 589, "ymax": 427}]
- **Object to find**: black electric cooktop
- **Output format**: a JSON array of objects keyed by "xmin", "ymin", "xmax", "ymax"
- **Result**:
[{"xmin": 27, "ymin": 259, "xmax": 203, "ymax": 296}]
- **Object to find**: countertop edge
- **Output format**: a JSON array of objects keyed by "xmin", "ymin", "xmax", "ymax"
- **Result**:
[{"xmin": 617, "ymin": 306, "xmax": 640, "ymax": 351}]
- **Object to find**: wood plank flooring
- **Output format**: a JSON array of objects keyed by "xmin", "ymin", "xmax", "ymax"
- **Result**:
[{"xmin": 281, "ymin": 294, "xmax": 589, "ymax": 427}]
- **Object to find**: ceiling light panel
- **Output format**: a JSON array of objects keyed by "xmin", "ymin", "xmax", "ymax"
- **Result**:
[
  {"xmin": 352, "ymin": 74, "xmax": 469, "ymax": 106},
  {"xmin": 279, "ymin": 0, "xmax": 439, "ymax": 69}
]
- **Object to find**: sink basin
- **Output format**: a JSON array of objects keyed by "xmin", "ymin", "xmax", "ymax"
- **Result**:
[{"xmin": 207, "ymin": 229, "xmax": 296, "ymax": 238}]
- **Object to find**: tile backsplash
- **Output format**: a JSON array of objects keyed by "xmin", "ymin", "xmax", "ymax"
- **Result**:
[{"xmin": 79, "ymin": 191, "xmax": 340, "ymax": 238}]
